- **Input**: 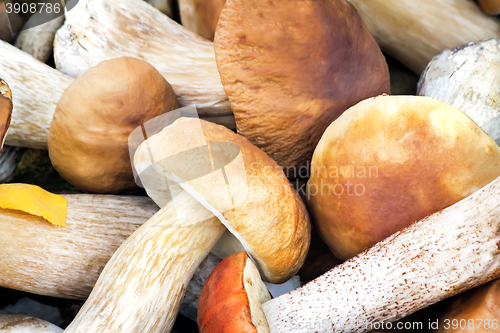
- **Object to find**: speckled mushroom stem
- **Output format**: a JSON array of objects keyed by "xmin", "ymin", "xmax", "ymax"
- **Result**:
[
  {"xmin": 348, "ymin": 0, "xmax": 500, "ymax": 74},
  {"xmin": 0, "ymin": 311, "xmax": 63, "ymax": 332},
  {"xmin": 0, "ymin": 39, "xmax": 73, "ymax": 149},
  {"xmin": 262, "ymin": 175, "xmax": 500, "ymax": 333},
  {"xmin": 54, "ymin": 0, "xmax": 231, "ymax": 115},
  {"xmin": 64, "ymin": 190, "xmax": 225, "ymax": 333}
]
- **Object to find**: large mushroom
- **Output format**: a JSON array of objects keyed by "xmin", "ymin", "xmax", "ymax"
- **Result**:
[
  {"xmin": 47, "ymin": 56, "xmax": 178, "ymax": 193},
  {"xmin": 61, "ymin": 117, "xmax": 310, "ymax": 332},
  {"xmin": 307, "ymin": 95, "xmax": 500, "ymax": 260},
  {"xmin": 214, "ymin": 0, "xmax": 390, "ymax": 169},
  {"xmin": 199, "ymin": 173, "xmax": 500, "ymax": 332},
  {"xmin": 417, "ymin": 38, "xmax": 500, "ymax": 145}
]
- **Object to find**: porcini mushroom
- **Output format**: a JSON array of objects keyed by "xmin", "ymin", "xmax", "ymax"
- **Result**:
[
  {"xmin": 0, "ymin": 311, "xmax": 63, "ymax": 332},
  {"xmin": 417, "ymin": 38, "xmax": 500, "ymax": 145},
  {"xmin": 348, "ymin": 0, "xmax": 500, "ymax": 74},
  {"xmin": 198, "ymin": 251, "xmax": 271, "ymax": 333},
  {"xmin": 214, "ymin": 0, "xmax": 390, "ymax": 168},
  {"xmin": 0, "ymin": 193, "xmax": 220, "ymax": 320},
  {"xmin": 62, "ymin": 117, "xmax": 310, "ymax": 333},
  {"xmin": 201, "ymin": 173, "xmax": 500, "ymax": 332},
  {"xmin": 47, "ymin": 56, "xmax": 178, "ymax": 193},
  {"xmin": 0, "ymin": 78, "xmax": 12, "ymax": 155},
  {"xmin": 307, "ymin": 95, "xmax": 500, "ymax": 260},
  {"xmin": 54, "ymin": 0, "xmax": 230, "ymax": 115}
]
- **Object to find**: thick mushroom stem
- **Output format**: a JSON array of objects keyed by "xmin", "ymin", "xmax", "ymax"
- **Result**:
[
  {"xmin": 64, "ymin": 190, "xmax": 226, "ymax": 333},
  {"xmin": 54, "ymin": 0, "xmax": 230, "ymax": 115},
  {"xmin": 0, "ymin": 311, "xmax": 63, "ymax": 332},
  {"xmin": 0, "ymin": 39, "xmax": 72, "ymax": 149},
  {"xmin": 348, "ymin": 0, "xmax": 500, "ymax": 74},
  {"xmin": 261, "ymin": 174, "xmax": 500, "ymax": 332}
]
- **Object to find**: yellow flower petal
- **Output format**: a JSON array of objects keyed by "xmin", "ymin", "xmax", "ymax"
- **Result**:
[{"xmin": 0, "ymin": 184, "xmax": 67, "ymax": 226}]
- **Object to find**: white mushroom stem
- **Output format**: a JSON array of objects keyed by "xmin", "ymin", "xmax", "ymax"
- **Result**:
[
  {"xmin": 417, "ymin": 38, "xmax": 500, "ymax": 146},
  {"xmin": 14, "ymin": 14, "xmax": 65, "ymax": 63},
  {"xmin": 54, "ymin": 0, "xmax": 230, "ymax": 115},
  {"xmin": 0, "ymin": 311, "xmax": 63, "ymax": 333},
  {"xmin": 0, "ymin": 146, "xmax": 23, "ymax": 183},
  {"xmin": 262, "ymin": 174, "xmax": 500, "ymax": 333},
  {"xmin": 64, "ymin": 190, "xmax": 226, "ymax": 333},
  {"xmin": 0, "ymin": 39, "xmax": 72, "ymax": 149},
  {"xmin": 348, "ymin": 0, "xmax": 500, "ymax": 74}
]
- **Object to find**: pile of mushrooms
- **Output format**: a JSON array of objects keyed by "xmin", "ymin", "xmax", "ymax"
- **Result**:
[{"xmin": 3, "ymin": 0, "xmax": 500, "ymax": 332}]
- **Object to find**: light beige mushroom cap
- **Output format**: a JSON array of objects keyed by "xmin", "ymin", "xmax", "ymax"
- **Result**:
[{"xmin": 134, "ymin": 117, "xmax": 310, "ymax": 283}]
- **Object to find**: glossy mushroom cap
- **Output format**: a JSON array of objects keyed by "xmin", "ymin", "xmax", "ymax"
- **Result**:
[
  {"xmin": 0, "ymin": 79, "xmax": 12, "ymax": 154},
  {"xmin": 198, "ymin": 251, "xmax": 271, "ymax": 333},
  {"xmin": 134, "ymin": 117, "xmax": 310, "ymax": 283},
  {"xmin": 214, "ymin": 0, "xmax": 390, "ymax": 169},
  {"xmin": 48, "ymin": 57, "xmax": 178, "ymax": 193},
  {"xmin": 308, "ymin": 95, "xmax": 500, "ymax": 260}
]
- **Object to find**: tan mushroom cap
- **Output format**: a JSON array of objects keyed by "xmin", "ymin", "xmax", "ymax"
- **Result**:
[
  {"xmin": 190, "ymin": 0, "xmax": 226, "ymax": 40},
  {"xmin": 435, "ymin": 278, "xmax": 500, "ymax": 333},
  {"xmin": 0, "ymin": 79, "xmax": 12, "ymax": 154},
  {"xmin": 307, "ymin": 95, "xmax": 500, "ymax": 260},
  {"xmin": 214, "ymin": 0, "xmax": 390, "ymax": 169},
  {"xmin": 134, "ymin": 117, "xmax": 310, "ymax": 283},
  {"xmin": 478, "ymin": 0, "xmax": 500, "ymax": 15},
  {"xmin": 48, "ymin": 56, "xmax": 178, "ymax": 193}
]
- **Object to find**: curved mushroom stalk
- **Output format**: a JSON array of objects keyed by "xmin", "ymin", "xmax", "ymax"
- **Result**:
[
  {"xmin": 54, "ymin": 0, "xmax": 230, "ymax": 116},
  {"xmin": 0, "ymin": 39, "xmax": 72, "ymax": 149},
  {"xmin": 64, "ymin": 190, "xmax": 226, "ymax": 333},
  {"xmin": 260, "ymin": 174, "xmax": 500, "ymax": 332},
  {"xmin": 0, "ymin": 311, "xmax": 63, "ymax": 332},
  {"xmin": 348, "ymin": 0, "xmax": 500, "ymax": 74},
  {"xmin": 0, "ymin": 78, "xmax": 12, "ymax": 154},
  {"xmin": 417, "ymin": 39, "xmax": 500, "ymax": 145}
]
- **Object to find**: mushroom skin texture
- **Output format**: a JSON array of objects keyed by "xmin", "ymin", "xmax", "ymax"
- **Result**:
[
  {"xmin": 214, "ymin": 0, "xmax": 390, "ymax": 169},
  {"xmin": 48, "ymin": 56, "xmax": 178, "ymax": 193},
  {"xmin": 348, "ymin": 0, "xmax": 500, "ymax": 74},
  {"xmin": 418, "ymin": 39, "xmax": 500, "ymax": 145},
  {"xmin": 478, "ymin": 0, "xmax": 500, "ymax": 15},
  {"xmin": 179, "ymin": 0, "xmax": 226, "ymax": 40},
  {"xmin": 198, "ymin": 251, "xmax": 271, "ymax": 333},
  {"xmin": 434, "ymin": 279, "xmax": 500, "ymax": 333},
  {"xmin": 0, "ymin": 78, "xmax": 12, "ymax": 155},
  {"xmin": 307, "ymin": 95, "xmax": 500, "ymax": 260},
  {"xmin": 0, "ymin": 311, "xmax": 63, "ymax": 332}
]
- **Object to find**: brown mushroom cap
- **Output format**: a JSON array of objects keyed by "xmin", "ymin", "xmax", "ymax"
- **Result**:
[
  {"xmin": 134, "ymin": 117, "xmax": 311, "ymax": 283},
  {"xmin": 48, "ymin": 56, "xmax": 178, "ymax": 193},
  {"xmin": 214, "ymin": 0, "xmax": 390, "ymax": 169},
  {"xmin": 307, "ymin": 95, "xmax": 500, "ymax": 260},
  {"xmin": 435, "ymin": 278, "xmax": 500, "ymax": 333},
  {"xmin": 198, "ymin": 251, "xmax": 271, "ymax": 333},
  {"xmin": 183, "ymin": 0, "xmax": 226, "ymax": 40},
  {"xmin": 0, "ymin": 78, "xmax": 12, "ymax": 154}
]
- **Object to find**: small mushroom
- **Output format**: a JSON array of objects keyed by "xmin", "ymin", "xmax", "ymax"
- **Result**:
[
  {"xmin": 0, "ymin": 311, "xmax": 63, "ymax": 332},
  {"xmin": 477, "ymin": 0, "xmax": 500, "ymax": 15},
  {"xmin": 62, "ymin": 117, "xmax": 310, "ymax": 333},
  {"xmin": 348, "ymin": 0, "xmax": 500, "ymax": 74},
  {"xmin": 214, "ymin": 0, "xmax": 390, "ymax": 169},
  {"xmin": 0, "ymin": 78, "xmax": 12, "ymax": 155},
  {"xmin": 54, "ymin": 0, "xmax": 230, "ymax": 116},
  {"xmin": 417, "ymin": 38, "xmax": 500, "ymax": 145},
  {"xmin": 201, "ymin": 173, "xmax": 500, "ymax": 332},
  {"xmin": 47, "ymin": 56, "xmax": 178, "ymax": 193},
  {"xmin": 198, "ymin": 251, "xmax": 272, "ymax": 333},
  {"xmin": 307, "ymin": 95, "xmax": 500, "ymax": 260}
]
